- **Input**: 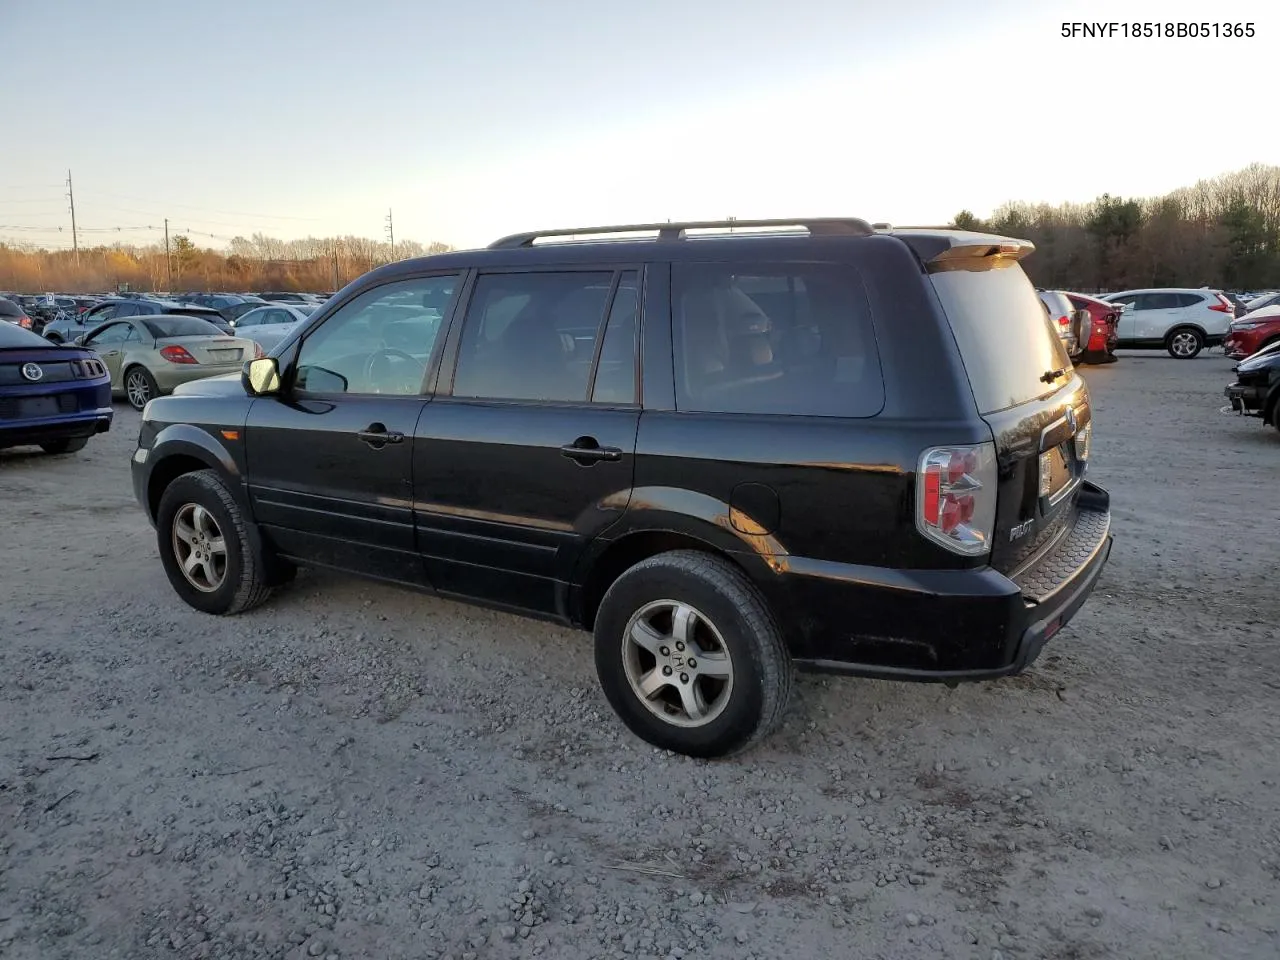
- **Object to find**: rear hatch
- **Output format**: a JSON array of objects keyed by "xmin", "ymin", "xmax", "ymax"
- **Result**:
[{"xmin": 927, "ymin": 245, "xmax": 1093, "ymax": 577}]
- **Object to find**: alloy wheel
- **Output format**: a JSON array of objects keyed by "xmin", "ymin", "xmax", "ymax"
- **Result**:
[
  {"xmin": 172, "ymin": 503, "xmax": 228, "ymax": 593},
  {"xmin": 126, "ymin": 370, "xmax": 152, "ymax": 408},
  {"xmin": 622, "ymin": 599, "xmax": 734, "ymax": 728},
  {"xmin": 1170, "ymin": 331, "xmax": 1199, "ymax": 357}
]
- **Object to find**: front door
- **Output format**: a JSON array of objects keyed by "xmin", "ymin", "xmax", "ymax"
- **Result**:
[
  {"xmin": 413, "ymin": 268, "xmax": 642, "ymax": 616},
  {"xmin": 81, "ymin": 321, "xmax": 137, "ymax": 386},
  {"xmin": 244, "ymin": 273, "xmax": 462, "ymax": 586}
]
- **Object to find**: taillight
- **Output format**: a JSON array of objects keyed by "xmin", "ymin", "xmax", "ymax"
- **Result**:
[
  {"xmin": 1210, "ymin": 295, "xmax": 1232, "ymax": 313},
  {"xmin": 253, "ymin": 342, "xmax": 265, "ymax": 359},
  {"xmin": 1074, "ymin": 421, "xmax": 1092, "ymax": 463},
  {"xmin": 1057, "ymin": 315, "xmax": 1069, "ymax": 326},
  {"xmin": 159, "ymin": 344, "xmax": 198, "ymax": 364},
  {"xmin": 19, "ymin": 316, "xmax": 32, "ymax": 329},
  {"xmin": 916, "ymin": 443, "xmax": 997, "ymax": 556}
]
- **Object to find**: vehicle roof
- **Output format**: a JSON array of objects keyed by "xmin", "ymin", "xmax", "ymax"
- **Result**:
[
  {"xmin": 356, "ymin": 226, "xmax": 1033, "ymax": 282},
  {"xmin": 1103, "ymin": 288, "xmax": 1217, "ymax": 296}
]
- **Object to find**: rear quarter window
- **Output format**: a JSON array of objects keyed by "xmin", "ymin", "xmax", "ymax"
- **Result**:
[
  {"xmin": 671, "ymin": 261, "xmax": 884, "ymax": 417},
  {"xmin": 929, "ymin": 259, "xmax": 1071, "ymax": 415}
]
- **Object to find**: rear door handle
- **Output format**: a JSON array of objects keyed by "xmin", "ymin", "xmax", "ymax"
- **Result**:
[
  {"xmin": 358, "ymin": 423, "xmax": 404, "ymax": 447},
  {"xmin": 560, "ymin": 438, "xmax": 623, "ymax": 464}
]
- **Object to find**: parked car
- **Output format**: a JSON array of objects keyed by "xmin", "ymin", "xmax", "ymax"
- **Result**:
[
  {"xmin": 1099, "ymin": 288, "xmax": 1233, "ymax": 358},
  {"xmin": 181, "ymin": 293, "xmax": 266, "ymax": 323},
  {"xmin": 1223, "ymin": 339, "xmax": 1280, "ymax": 433},
  {"xmin": 231, "ymin": 303, "xmax": 317, "ymax": 352},
  {"xmin": 0, "ymin": 298, "xmax": 35, "ymax": 330},
  {"xmin": 222, "ymin": 299, "xmax": 272, "ymax": 324},
  {"xmin": 256, "ymin": 291, "xmax": 320, "ymax": 304},
  {"xmin": 1065, "ymin": 293, "xmax": 1119, "ymax": 363},
  {"xmin": 44, "ymin": 298, "xmax": 232, "ymax": 343},
  {"xmin": 1224, "ymin": 306, "xmax": 1280, "ymax": 360},
  {"xmin": 1243, "ymin": 291, "xmax": 1280, "ymax": 315},
  {"xmin": 79, "ymin": 314, "xmax": 261, "ymax": 410},
  {"xmin": 1034, "ymin": 289, "xmax": 1095, "ymax": 363},
  {"xmin": 0, "ymin": 317, "xmax": 113, "ymax": 454},
  {"xmin": 130, "ymin": 217, "xmax": 1112, "ymax": 757},
  {"xmin": 1223, "ymin": 293, "xmax": 1251, "ymax": 317}
]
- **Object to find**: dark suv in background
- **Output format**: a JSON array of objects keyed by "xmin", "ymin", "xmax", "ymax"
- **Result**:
[{"xmin": 131, "ymin": 218, "xmax": 1113, "ymax": 757}]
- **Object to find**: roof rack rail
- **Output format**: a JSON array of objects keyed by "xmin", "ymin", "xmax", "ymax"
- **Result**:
[{"xmin": 488, "ymin": 217, "xmax": 875, "ymax": 249}]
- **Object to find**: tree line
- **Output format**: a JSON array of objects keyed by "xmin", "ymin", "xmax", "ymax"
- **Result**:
[
  {"xmin": 0, "ymin": 233, "xmax": 453, "ymax": 294},
  {"xmin": 952, "ymin": 163, "xmax": 1280, "ymax": 293},
  {"xmin": 4, "ymin": 162, "xmax": 1279, "ymax": 295}
]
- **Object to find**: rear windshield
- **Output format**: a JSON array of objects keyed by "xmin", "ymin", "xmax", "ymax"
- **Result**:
[
  {"xmin": 930, "ymin": 259, "xmax": 1072, "ymax": 414},
  {"xmin": 144, "ymin": 317, "xmax": 224, "ymax": 338}
]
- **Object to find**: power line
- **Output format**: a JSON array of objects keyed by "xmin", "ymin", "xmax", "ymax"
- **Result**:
[{"xmin": 91, "ymin": 190, "xmax": 322, "ymax": 221}]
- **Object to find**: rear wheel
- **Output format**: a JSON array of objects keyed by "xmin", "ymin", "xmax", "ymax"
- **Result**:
[
  {"xmin": 1166, "ymin": 327, "xmax": 1203, "ymax": 359},
  {"xmin": 593, "ymin": 550, "xmax": 792, "ymax": 758},
  {"xmin": 40, "ymin": 437, "xmax": 89, "ymax": 454},
  {"xmin": 124, "ymin": 366, "xmax": 159, "ymax": 409},
  {"xmin": 156, "ymin": 469, "xmax": 273, "ymax": 615}
]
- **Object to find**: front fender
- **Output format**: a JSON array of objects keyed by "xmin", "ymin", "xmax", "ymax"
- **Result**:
[{"xmin": 133, "ymin": 421, "xmax": 244, "ymax": 522}]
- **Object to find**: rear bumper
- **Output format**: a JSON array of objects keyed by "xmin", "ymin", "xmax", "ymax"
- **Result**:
[
  {"xmin": 781, "ymin": 482, "xmax": 1113, "ymax": 680},
  {"xmin": 0, "ymin": 411, "xmax": 112, "ymax": 448}
]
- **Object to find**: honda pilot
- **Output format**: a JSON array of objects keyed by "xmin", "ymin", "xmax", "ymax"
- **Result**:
[{"xmin": 131, "ymin": 218, "xmax": 1113, "ymax": 757}]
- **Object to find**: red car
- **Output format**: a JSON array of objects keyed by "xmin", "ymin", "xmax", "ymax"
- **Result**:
[
  {"xmin": 1066, "ymin": 293, "xmax": 1119, "ymax": 363},
  {"xmin": 1224, "ymin": 307, "xmax": 1280, "ymax": 360}
]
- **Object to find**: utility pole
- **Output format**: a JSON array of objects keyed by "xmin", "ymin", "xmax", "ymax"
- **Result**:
[
  {"xmin": 164, "ymin": 218, "xmax": 172, "ymax": 290},
  {"xmin": 385, "ymin": 208, "xmax": 395, "ymax": 261},
  {"xmin": 66, "ymin": 169, "xmax": 79, "ymax": 265}
]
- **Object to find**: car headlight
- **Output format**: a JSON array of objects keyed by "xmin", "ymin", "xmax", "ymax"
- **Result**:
[{"xmin": 1231, "ymin": 321, "xmax": 1261, "ymax": 330}]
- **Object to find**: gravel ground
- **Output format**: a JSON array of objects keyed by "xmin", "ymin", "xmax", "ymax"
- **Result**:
[{"xmin": 2, "ymin": 351, "xmax": 1279, "ymax": 960}]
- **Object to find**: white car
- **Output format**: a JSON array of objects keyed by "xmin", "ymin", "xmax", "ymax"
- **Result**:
[
  {"xmin": 1243, "ymin": 291, "xmax": 1280, "ymax": 315},
  {"xmin": 231, "ymin": 303, "xmax": 316, "ymax": 351},
  {"xmin": 1099, "ymin": 288, "xmax": 1234, "ymax": 358}
]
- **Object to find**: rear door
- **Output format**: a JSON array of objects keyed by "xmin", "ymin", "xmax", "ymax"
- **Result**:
[
  {"xmin": 929, "ymin": 256, "xmax": 1091, "ymax": 575},
  {"xmin": 413, "ymin": 267, "xmax": 642, "ymax": 616}
]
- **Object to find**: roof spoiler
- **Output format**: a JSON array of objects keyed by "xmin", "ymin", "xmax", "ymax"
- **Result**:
[{"xmin": 929, "ymin": 240, "xmax": 1035, "ymax": 263}]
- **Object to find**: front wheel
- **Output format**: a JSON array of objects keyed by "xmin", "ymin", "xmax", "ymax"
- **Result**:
[
  {"xmin": 1166, "ymin": 328, "xmax": 1204, "ymax": 359},
  {"xmin": 156, "ymin": 469, "xmax": 274, "ymax": 615},
  {"xmin": 593, "ymin": 550, "xmax": 792, "ymax": 758}
]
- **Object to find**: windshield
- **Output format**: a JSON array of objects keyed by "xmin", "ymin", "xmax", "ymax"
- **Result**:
[
  {"xmin": 930, "ymin": 258, "xmax": 1072, "ymax": 414},
  {"xmin": 143, "ymin": 316, "xmax": 224, "ymax": 338}
]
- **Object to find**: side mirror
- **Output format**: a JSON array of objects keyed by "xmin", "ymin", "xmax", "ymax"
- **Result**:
[
  {"xmin": 244, "ymin": 356, "xmax": 282, "ymax": 396},
  {"xmin": 73, "ymin": 335, "xmax": 86, "ymax": 346}
]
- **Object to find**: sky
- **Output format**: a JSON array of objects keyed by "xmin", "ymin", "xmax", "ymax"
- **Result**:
[{"xmin": 2, "ymin": 0, "xmax": 1276, "ymax": 252}]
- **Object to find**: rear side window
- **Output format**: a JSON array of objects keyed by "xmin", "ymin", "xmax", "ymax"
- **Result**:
[
  {"xmin": 1176, "ymin": 293, "xmax": 1206, "ymax": 308},
  {"xmin": 671, "ymin": 262, "xmax": 883, "ymax": 417},
  {"xmin": 452, "ymin": 271, "xmax": 625, "ymax": 403},
  {"xmin": 930, "ymin": 259, "xmax": 1071, "ymax": 415}
]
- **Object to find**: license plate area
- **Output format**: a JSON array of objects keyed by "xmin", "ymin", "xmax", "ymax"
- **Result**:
[{"xmin": 207, "ymin": 349, "xmax": 242, "ymax": 362}]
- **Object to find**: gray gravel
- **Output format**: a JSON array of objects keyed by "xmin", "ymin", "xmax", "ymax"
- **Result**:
[{"xmin": 2, "ymin": 351, "xmax": 1279, "ymax": 959}]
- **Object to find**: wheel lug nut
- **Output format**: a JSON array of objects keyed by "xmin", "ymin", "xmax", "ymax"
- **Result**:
[
  {"xmin": 675, "ymin": 642, "xmax": 685, "ymax": 652},
  {"xmin": 680, "ymin": 673, "xmax": 689, "ymax": 684},
  {"xmin": 687, "ymin": 658, "xmax": 697, "ymax": 668},
  {"xmin": 662, "ymin": 666, "xmax": 673, "ymax": 676},
  {"xmin": 659, "ymin": 646, "xmax": 670, "ymax": 657}
]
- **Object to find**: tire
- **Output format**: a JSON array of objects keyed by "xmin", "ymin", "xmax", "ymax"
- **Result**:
[
  {"xmin": 124, "ymin": 366, "xmax": 160, "ymax": 410},
  {"xmin": 1165, "ymin": 327, "xmax": 1203, "ymax": 359},
  {"xmin": 40, "ymin": 437, "xmax": 89, "ymax": 454},
  {"xmin": 155, "ymin": 469, "xmax": 273, "ymax": 615},
  {"xmin": 593, "ymin": 550, "xmax": 792, "ymax": 758}
]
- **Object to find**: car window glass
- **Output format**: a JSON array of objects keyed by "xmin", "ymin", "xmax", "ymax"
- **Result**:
[
  {"xmin": 237, "ymin": 310, "xmax": 262, "ymax": 327},
  {"xmin": 87, "ymin": 323, "xmax": 128, "ymax": 345},
  {"xmin": 294, "ymin": 274, "xmax": 458, "ymax": 395},
  {"xmin": 672, "ymin": 262, "xmax": 884, "ymax": 417},
  {"xmin": 114, "ymin": 303, "xmax": 139, "ymax": 318},
  {"xmin": 123, "ymin": 324, "xmax": 142, "ymax": 342},
  {"xmin": 591, "ymin": 272, "xmax": 639, "ymax": 405},
  {"xmin": 1177, "ymin": 293, "xmax": 1205, "ymax": 308},
  {"xmin": 453, "ymin": 271, "xmax": 613, "ymax": 402}
]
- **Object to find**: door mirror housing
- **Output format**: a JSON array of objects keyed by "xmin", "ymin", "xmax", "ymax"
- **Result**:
[
  {"xmin": 244, "ymin": 356, "xmax": 282, "ymax": 395},
  {"xmin": 73, "ymin": 335, "xmax": 86, "ymax": 346}
]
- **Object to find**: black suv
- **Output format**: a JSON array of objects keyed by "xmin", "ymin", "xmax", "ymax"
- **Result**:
[{"xmin": 131, "ymin": 218, "xmax": 1113, "ymax": 757}]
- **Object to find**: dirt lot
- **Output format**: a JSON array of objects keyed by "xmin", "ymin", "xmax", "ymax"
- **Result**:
[{"xmin": 2, "ymin": 351, "xmax": 1278, "ymax": 960}]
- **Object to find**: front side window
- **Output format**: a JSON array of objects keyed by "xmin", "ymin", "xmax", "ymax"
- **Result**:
[
  {"xmin": 237, "ymin": 310, "xmax": 264, "ymax": 328},
  {"xmin": 86, "ymin": 323, "xmax": 129, "ymax": 345},
  {"xmin": 672, "ymin": 261, "xmax": 884, "ymax": 417},
  {"xmin": 452, "ymin": 271, "xmax": 619, "ymax": 402},
  {"xmin": 294, "ymin": 274, "xmax": 458, "ymax": 395}
]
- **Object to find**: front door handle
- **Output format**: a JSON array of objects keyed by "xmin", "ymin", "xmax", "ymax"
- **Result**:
[
  {"xmin": 357, "ymin": 422, "xmax": 404, "ymax": 447},
  {"xmin": 560, "ymin": 437, "xmax": 623, "ymax": 464}
]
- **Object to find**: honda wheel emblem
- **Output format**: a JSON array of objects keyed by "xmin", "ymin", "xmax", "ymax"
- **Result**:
[{"xmin": 20, "ymin": 362, "xmax": 43, "ymax": 382}]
